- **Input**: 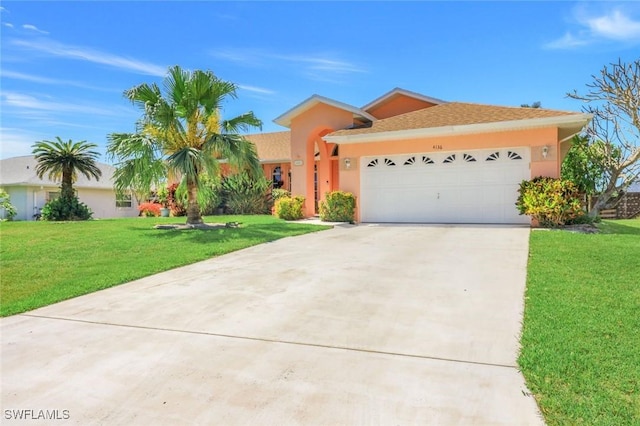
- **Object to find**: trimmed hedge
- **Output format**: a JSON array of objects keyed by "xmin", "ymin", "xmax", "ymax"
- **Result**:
[
  {"xmin": 319, "ymin": 191, "xmax": 356, "ymax": 223},
  {"xmin": 274, "ymin": 196, "xmax": 305, "ymax": 220},
  {"xmin": 516, "ymin": 177, "xmax": 584, "ymax": 227}
]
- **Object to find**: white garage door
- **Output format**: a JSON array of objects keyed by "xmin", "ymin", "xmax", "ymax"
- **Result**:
[{"xmin": 360, "ymin": 147, "xmax": 530, "ymax": 224}]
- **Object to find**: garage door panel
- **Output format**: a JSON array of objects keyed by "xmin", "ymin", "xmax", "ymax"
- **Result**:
[{"xmin": 361, "ymin": 148, "xmax": 530, "ymax": 224}]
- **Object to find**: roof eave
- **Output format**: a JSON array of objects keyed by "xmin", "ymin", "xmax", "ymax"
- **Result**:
[{"xmin": 323, "ymin": 114, "xmax": 593, "ymax": 144}]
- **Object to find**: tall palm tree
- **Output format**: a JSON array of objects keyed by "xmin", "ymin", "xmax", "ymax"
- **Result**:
[
  {"xmin": 32, "ymin": 137, "xmax": 102, "ymax": 200},
  {"xmin": 107, "ymin": 65, "xmax": 262, "ymax": 225}
]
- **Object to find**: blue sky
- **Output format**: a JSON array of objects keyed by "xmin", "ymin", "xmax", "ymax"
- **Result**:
[{"xmin": 1, "ymin": 1, "xmax": 639, "ymax": 162}]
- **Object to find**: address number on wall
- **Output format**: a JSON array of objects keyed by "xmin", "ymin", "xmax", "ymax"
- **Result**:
[{"xmin": 433, "ymin": 145, "xmax": 443, "ymax": 150}]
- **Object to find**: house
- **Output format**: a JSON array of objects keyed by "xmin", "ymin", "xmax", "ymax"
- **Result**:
[
  {"xmin": 245, "ymin": 88, "xmax": 592, "ymax": 224},
  {"xmin": 0, "ymin": 156, "xmax": 140, "ymax": 220}
]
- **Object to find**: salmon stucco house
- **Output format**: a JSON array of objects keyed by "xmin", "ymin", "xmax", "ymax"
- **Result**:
[{"xmin": 245, "ymin": 88, "xmax": 591, "ymax": 224}]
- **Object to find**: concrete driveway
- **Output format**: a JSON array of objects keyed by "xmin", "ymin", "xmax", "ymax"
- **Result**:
[{"xmin": 1, "ymin": 224, "xmax": 543, "ymax": 425}]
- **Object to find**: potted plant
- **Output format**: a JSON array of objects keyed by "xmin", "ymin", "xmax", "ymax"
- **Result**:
[{"xmin": 157, "ymin": 186, "xmax": 170, "ymax": 217}]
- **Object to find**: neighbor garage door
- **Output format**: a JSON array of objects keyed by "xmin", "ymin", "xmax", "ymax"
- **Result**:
[{"xmin": 360, "ymin": 147, "xmax": 530, "ymax": 224}]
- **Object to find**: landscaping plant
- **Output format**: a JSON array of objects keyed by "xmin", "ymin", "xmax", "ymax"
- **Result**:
[
  {"xmin": 274, "ymin": 196, "xmax": 305, "ymax": 220},
  {"xmin": 0, "ymin": 189, "xmax": 17, "ymax": 221},
  {"xmin": 32, "ymin": 137, "xmax": 102, "ymax": 221},
  {"xmin": 137, "ymin": 202, "xmax": 162, "ymax": 217},
  {"xmin": 319, "ymin": 191, "xmax": 356, "ymax": 222},
  {"xmin": 516, "ymin": 177, "xmax": 584, "ymax": 227},
  {"xmin": 221, "ymin": 172, "xmax": 272, "ymax": 214}
]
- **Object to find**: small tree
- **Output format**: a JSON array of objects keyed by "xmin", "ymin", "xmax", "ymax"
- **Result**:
[
  {"xmin": 561, "ymin": 135, "xmax": 608, "ymax": 196},
  {"xmin": 32, "ymin": 138, "xmax": 101, "ymax": 221},
  {"xmin": 567, "ymin": 59, "xmax": 640, "ymax": 217},
  {"xmin": 0, "ymin": 189, "xmax": 17, "ymax": 221}
]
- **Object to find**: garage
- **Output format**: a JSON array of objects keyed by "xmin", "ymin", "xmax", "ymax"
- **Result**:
[{"xmin": 360, "ymin": 147, "xmax": 531, "ymax": 224}]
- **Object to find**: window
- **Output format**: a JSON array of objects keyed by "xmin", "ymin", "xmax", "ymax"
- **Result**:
[
  {"xmin": 47, "ymin": 192, "xmax": 60, "ymax": 202},
  {"xmin": 116, "ymin": 192, "xmax": 132, "ymax": 208}
]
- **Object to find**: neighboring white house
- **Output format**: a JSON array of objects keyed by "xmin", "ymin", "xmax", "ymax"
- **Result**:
[{"xmin": 0, "ymin": 156, "xmax": 139, "ymax": 220}]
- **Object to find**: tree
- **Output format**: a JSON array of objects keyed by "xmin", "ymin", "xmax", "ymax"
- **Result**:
[
  {"xmin": 561, "ymin": 135, "xmax": 608, "ymax": 196},
  {"xmin": 107, "ymin": 66, "xmax": 262, "ymax": 225},
  {"xmin": 32, "ymin": 138, "xmax": 101, "ymax": 220},
  {"xmin": 521, "ymin": 101, "xmax": 541, "ymax": 108},
  {"xmin": 567, "ymin": 59, "xmax": 640, "ymax": 217}
]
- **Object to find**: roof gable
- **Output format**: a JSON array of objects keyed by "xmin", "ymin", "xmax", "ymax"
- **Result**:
[
  {"xmin": 273, "ymin": 94, "xmax": 376, "ymax": 128},
  {"xmin": 362, "ymin": 87, "xmax": 446, "ymax": 114}
]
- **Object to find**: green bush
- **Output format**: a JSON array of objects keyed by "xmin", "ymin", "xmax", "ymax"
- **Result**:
[
  {"xmin": 41, "ymin": 195, "xmax": 93, "ymax": 221},
  {"xmin": 272, "ymin": 188, "xmax": 291, "ymax": 202},
  {"xmin": 0, "ymin": 189, "xmax": 17, "ymax": 221},
  {"xmin": 319, "ymin": 191, "xmax": 356, "ymax": 223},
  {"xmin": 516, "ymin": 177, "xmax": 584, "ymax": 227},
  {"xmin": 274, "ymin": 196, "xmax": 306, "ymax": 220},
  {"xmin": 222, "ymin": 172, "xmax": 272, "ymax": 214}
]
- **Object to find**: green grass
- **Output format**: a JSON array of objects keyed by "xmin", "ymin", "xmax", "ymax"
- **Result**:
[
  {"xmin": 0, "ymin": 215, "xmax": 329, "ymax": 317},
  {"xmin": 519, "ymin": 219, "xmax": 640, "ymax": 425}
]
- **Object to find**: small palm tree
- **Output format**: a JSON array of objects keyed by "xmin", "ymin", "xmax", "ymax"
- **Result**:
[
  {"xmin": 32, "ymin": 137, "xmax": 102, "ymax": 200},
  {"xmin": 107, "ymin": 65, "xmax": 262, "ymax": 225}
]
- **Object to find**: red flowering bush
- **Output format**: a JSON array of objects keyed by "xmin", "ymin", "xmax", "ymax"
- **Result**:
[{"xmin": 138, "ymin": 202, "xmax": 162, "ymax": 217}]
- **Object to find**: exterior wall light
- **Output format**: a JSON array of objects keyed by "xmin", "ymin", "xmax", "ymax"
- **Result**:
[
  {"xmin": 542, "ymin": 146, "xmax": 549, "ymax": 159},
  {"xmin": 344, "ymin": 158, "xmax": 352, "ymax": 169}
]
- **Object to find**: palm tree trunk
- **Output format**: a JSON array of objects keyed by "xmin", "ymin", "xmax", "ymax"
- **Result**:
[
  {"xmin": 186, "ymin": 179, "xmax": 203, "ymax": 225},
  {"xmin": 61, "ymin": 169, "xmax": 74, "ymax": 200}
]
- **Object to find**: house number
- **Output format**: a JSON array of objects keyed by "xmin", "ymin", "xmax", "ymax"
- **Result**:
[{"xmin": 433, "ymin": 145, "xmax": 443, "ymax": 150}]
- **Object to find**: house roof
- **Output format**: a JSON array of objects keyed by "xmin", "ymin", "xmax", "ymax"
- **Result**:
[
  {"xmin": 361, "ymin": 87, "xmax": 446, "ymax": 112},
  {"xmin": 273, "ymin": 94, "xmax": 377, "ymax": 128},
  {"xmin": 324, "ymin": 102, "xmax": 591, "ymax": 143},
  {"xmin": 244, "ymin": 131, "xmax": 291, "ymax": 163},
  {"xmin": 0, "ymin": 155, "xmax": 117, "ymax": 189}
]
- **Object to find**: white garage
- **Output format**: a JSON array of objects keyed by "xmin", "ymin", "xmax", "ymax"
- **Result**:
[{"xmin": 360, "ymin": 147, "xmax": 531, "ymax": 224}]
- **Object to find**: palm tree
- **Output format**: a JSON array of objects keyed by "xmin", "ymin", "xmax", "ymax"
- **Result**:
[
  {"xmin": 32, "ymin": 137, "xmax": 102, "ymax": 200},
  {"xmin": 107, "ymin": 65, "xmax": 262, "ymax": 225}
]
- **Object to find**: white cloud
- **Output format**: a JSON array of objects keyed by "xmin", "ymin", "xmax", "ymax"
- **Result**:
[
  {"xmin": 22, "ymin": 24, "xmax": 49, "ymax": 35},
  {"xmin": 0, "ymin": 6, "xmax": 8, "ymax": 13},
  {"xmin": 3, "ymin": 22, "xmax": 13, "ymax": 28},
  {"xmin": 210, "ymin": 48, "xmax": 366, "ymax": 80},
  {"xmin": 1, "ymin": 91, "xmax": 126, "ymax": 117},
  {"xmin": 544, "ymin": 32, "xmax": 590, "ymax": 49},
  {"xmin": 0, "ymin": 128, "xmax": 44, "ymax": 160},
  {"xmin": 11, "ymin": 39, "xmax": 166, "ymax": 76},
  {"xmin": 546, "ymin": 6, "xmax": 640, "ymax": 49},
  {"xmin": 1, "ymin": 69, "xmax": 120, "ymax": 92},
  {"xmin": 586, "ymin": 9, "xmax": 640, "ymax": 40},
  {"xmin": 237, "ymin": 84, "xmax": 275, "ymax": 95}
]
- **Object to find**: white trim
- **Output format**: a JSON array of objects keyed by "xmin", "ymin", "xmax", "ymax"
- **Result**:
[
  {"xmin": 361, "ymin": 87, "xmax": 447, "ymax": 112},
  {"xmin": 324, "ymin": 114, "xmax": 592, "ymax": 144},
  {"xmin": 273, "ymin": 95, "xmax": 376, "ymax": 128}
]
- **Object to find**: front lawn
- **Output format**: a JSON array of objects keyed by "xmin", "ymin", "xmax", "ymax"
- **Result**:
[
  {"xmin": 519, "ymin": 219, "xmax": 640, "ymax": 425},
  {"xmin": 0, "ymin": 215, "xmax": 329, "ymax": 317}
]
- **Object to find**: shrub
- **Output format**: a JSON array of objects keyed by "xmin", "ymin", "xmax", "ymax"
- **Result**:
[
  {"xmin": 0, "ymin": 189, "xmax": 17, "ymax": 221},
  {"xmin": 167, "ymin": 183, "xmax": 186, "ymax": 217},
  {"xmin": 274, "ymin": 196, "xmax": 306, "ymax": 220},
  {"xmin": 516, "ymin": 177, "xmax": 584, "ymax": 227},
  {"xmin": 41, "ymin": 195, "xmax": 93, "ymax": 221},
  {"xmin": 319, "ymin": 191, "xmax": 356, "ymax": 223},
  {"xmin": 138, "ymin": 202, "xmax": 162, "ymax": 217},
  {"xmin": 272, "ymin": 188, "xmax": 291, "ymax": 202},
  {"xmin": 222, "ymin": 172, "xmax": 272, "ymax": 214}
]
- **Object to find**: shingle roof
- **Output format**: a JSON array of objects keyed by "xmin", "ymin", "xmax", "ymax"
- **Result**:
[
  {"xmin": 328, "ymin": 102, "xmax": 583, "ymax": 137},
  {"xmin": 0, "ymin": 155, "xmax": 117, "ymax": 189},
  {"xmin": 244, "ymin": 131, "xmax": 291, "ymax": 162}
]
